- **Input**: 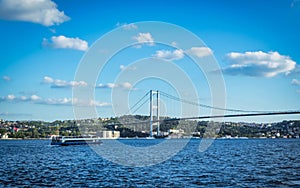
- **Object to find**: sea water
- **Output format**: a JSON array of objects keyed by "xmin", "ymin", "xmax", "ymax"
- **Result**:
[{"xmin": 1, "ymin": 139, "xmax": 300, "ymax": 187}]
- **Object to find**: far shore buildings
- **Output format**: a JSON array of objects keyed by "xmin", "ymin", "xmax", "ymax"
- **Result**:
[
  {"xmin": 101, "ymin": 130, "xmax": 120, "ymax": 139},
  {"xmin": 1, "ymin": 133, "xmax": 8, "ymax": 139}
]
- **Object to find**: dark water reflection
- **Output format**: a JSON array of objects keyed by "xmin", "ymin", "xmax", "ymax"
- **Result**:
[{"xmin": 1, "ymin": 139, "xmax": 300, "ymax": 187}]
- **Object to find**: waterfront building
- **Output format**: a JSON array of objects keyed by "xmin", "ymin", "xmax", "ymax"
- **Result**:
[
  {"xmin": 1, "ymin": 133, "xmax": 8, "ymax": 139},
  {"xmin": 101, "ymin": 130, "xmax": 120, "ymax": 139}
]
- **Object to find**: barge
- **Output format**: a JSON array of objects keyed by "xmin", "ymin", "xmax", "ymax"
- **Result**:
[{"xmin": 51, "ymin": 135, "xmax": 102, "ymax": 146}]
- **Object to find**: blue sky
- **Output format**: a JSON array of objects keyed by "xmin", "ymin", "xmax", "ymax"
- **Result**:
[{"xmin": 0, "ymin": 0, "xmax": 300, "ymax": 122}]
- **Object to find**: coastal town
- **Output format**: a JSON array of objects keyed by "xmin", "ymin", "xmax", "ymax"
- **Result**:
[{"xmin": 1, "ymin": 116, "xmax": 300, "ymax": 139}]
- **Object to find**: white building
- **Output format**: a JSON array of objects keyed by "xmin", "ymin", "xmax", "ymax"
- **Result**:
[
  {"xmin": 1, "ymin": 133, "xmax": 8, "ymax": 139},
  {"xmin": 102, "ymin": 130, "xmax": 120, "ymax": 139},
  {"xmin": 169, "ymin": 129, "xmax": 184, "ymax": 134}
]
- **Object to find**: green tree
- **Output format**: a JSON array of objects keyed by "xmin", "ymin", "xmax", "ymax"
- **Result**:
[
  {"xmin": 31, "ymin": 128, "xmax": 39, "ymax": 138},
  {"xmin": 0, "ymin": 128, "xmax": 6, "ymax": 136}
]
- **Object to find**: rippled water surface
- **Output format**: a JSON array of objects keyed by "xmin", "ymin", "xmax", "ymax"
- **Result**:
[{"xmin": 1, "ymin": 139, "xmax": 300, "ymax": 187}]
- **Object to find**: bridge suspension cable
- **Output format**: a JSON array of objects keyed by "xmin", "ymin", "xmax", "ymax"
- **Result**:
[
  {"xmin": 159, "ymin": 90, "xmax": 274, "ymax": 113},
  {"xmin": 131, "ymin": 96, "xmax": 150, "ymax": 114},
  {"xmin": 117, "ymin": 90, "xmax": 300, "ymax": 122},
  {"xmin": 126, "ymin": 91, "xmax": 150, "ymax": 115},
  {"xmin": 163, "ymin": 111, "xmax": 300, "ymax": 121},
  {"xmin": 105, "ymin": 111, "xmax": 300, "ymax": 127},
  {"xmin": 105, "ymin": 90, "xmax": 300, "ymax": 128}
]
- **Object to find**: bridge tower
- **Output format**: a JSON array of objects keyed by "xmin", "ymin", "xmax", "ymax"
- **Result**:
[{"xmin": 149, "ymin": 90, "xmax": 160, "ymax": 137}]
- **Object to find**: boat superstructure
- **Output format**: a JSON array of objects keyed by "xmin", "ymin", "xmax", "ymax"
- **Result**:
[{"xmin": 51, "ymin": 135, "xmax": 102, "ymax": 146}]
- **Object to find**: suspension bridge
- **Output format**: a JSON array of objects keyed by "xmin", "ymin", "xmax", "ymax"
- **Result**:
[{"xmin": 116, "ymin": 90, "xmax": 300, "ymax": 138}]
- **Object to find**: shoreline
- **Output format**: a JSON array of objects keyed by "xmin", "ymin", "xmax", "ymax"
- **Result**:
[
  {"xmin": 1, "ymin": 137, "xmax": 300, "ymax": 141},
  {"xmin": 0, "ymin": 138, "xmax": 50, "ymax": 140}
]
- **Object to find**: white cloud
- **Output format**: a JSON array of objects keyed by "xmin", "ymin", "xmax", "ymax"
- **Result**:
[
  {"xmin": 116, "ymin": 22, "xmax": 138, "ymax": 30},
  {"xmin": 30, "ymin": 95, "xmax": 41, "ymax": 101},
  {"xmin": 120, "ymin": 82, "xmax": 133, "ymax": 90},
  {"xmin": 6, "ymin": 94, "xmax": 16, "ymax": 101},
  {"xmin": 40, "ymin": 97, "xmax": 72, "ymax": 106},
  {"xmin": 223, "ymin": 51, "xmax": 296, "ymax": 77},
  {"xmin": 120, "ymin": 65, "xmax": 126, "ymax": 70},
  {"xmin": 153, "ymin": 49, "xmax": 184, "ymax": 61},
  {"xmin": 88, "ymin": 100, "xmax": 111, "ymax": 107},
  {"xmin": 96, "ymin": 82, "xmax": 133, "ymax": 90},
  {"xmin": 42, "ymin": 76, "xmax": 88, "ymax": 88},
  {"xmin": 120, "ymin": 65, "xmax": 137, "ymax": 71},
  {"xmin": 0, "ymin": 94, "xmax": 40, "ymax": 102},
  {"xmin": 43, "ymin": 76, "xmax": 54, "ymax": 83},
  {"xmin": 43, "ymin": 35, "xmax": 88, "ymax": 51},
  {"xmin": 70, "ymin": 98, "xmax": 110, "ymax": 107},
  {"xmin": 0, "ymin": 94, "xmax": 110, "ymax": 107},
  {"xmin": 133, "ymin": 32, "xmax": 154, "ymax": 46},
  {"xmin": 2, "ymin": 76, "xmax": 11, "ymax": 81},
  {"xmin": 171, "ymin": 41, "xmax": 178, "ymax": 46},
  {"xmin": 20, "ymin": 96, "xmax": 27, "ymax": 101},
  {"xmin": 152, "ymin": 47, "xmax": 212, "ymax": 61},
  {"xmin": 187, "ymin": 47, "xmax": 213, "ymax": 58},
  {"xmin": 37, "ymin": 97, "xmax": 111, "ymax": 107},
  {"xmin": 292, "ymin": 79, "xmax": 300, "ymax": 85},
  {"xmin": 0, "ymin": 0, "xmax": 69, "ymax": 26},
  {"xmin": 96, "ymin": 83, "xmax": 116, "ymax": 89}
]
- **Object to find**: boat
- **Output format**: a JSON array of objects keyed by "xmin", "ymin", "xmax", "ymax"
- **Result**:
[
  {"xmin": 51, "ymin": 135, "xmax": 102, "ymax": 146},
  {"xmin": 218, "ymin": 135, "xmax": 249, "ymax": 139}
]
